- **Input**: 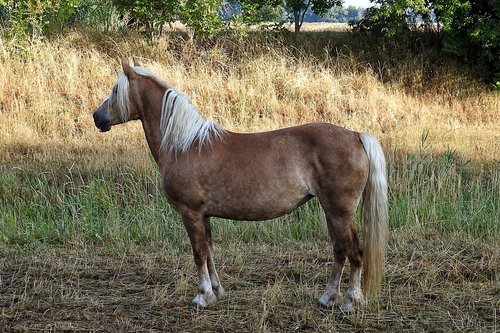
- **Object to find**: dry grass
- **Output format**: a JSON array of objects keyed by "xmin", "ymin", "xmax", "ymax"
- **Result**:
[
  {"xmin": 0, "ymin": 232, "xmax": 498, "ymax": 332},
  {"xmin": 0, "ymin": 29, "xmax": 498, "ymax": 170},
  {"xmin": 0, "ymin": 27, "xmax": 498, "ymax": 332}
]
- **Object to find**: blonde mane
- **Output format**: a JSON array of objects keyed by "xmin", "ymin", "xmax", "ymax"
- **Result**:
[
  {"xmin": 159, "ymin": 88, "xmax": 225, "ymax": 152},
  {"xmin": 107, "ymin": 66, "xmax": 225, "ymax": 152}
]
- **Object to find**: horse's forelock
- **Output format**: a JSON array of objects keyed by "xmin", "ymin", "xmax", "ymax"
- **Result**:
[
  {"xmin": 111, "ymin": 66, "xmax": 163, "ymax": 122},
  {"xmin": 115, "ymin": 73, "xmax": 131, "ymax": 121}
]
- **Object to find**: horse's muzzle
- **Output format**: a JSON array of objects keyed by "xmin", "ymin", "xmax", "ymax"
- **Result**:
[{"xmin": 93, "ymin": 108, "xmax": 111, "ymax": 132}]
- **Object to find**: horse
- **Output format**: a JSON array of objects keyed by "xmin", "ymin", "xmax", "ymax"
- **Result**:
[{"xmin": 93, "ymin": 58, "xmax": 388, "ymax": 312}]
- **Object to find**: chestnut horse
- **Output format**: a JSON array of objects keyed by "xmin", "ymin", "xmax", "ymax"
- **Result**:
[{"xmin": 93, "ymin": 58, "xmax": 388, "ymax": 312}]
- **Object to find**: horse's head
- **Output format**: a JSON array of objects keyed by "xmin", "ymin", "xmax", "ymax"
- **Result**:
[{"xmin": 93, "ymin": 58, "xmax": 142, "ymax": 132}]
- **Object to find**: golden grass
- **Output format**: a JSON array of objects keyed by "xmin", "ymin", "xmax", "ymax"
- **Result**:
[
  {"xmin": 1, "ymin": 235, "xmax": 497, "ymax": 331},
  {"xmin": 0, "ymin": 28, "xmax": 498, "ymax": 331},
  {"xmin": 0, "ymin": 29, "xmax": 498, "ymax": 170}
]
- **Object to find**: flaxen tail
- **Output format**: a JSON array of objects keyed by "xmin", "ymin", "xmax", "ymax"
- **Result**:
[{"xmin": 359, "ymin": 133, "xmax": 388, "ymax": 296}]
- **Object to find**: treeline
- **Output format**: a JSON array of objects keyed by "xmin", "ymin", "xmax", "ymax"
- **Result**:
[
  {"xmin": 307, "ymin": 6, "xmax": 364, "ymax": 23},
  {"xmin": 0, "ymin": 0, "xmax": 498, "ymax": 84},
  {"xmin": 0, "ymin": 0, "xmax": 363, "ymax": 39}
]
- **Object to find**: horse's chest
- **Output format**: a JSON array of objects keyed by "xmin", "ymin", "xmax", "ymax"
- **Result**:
[{"xmin": 160, "ymin": 170, "xmax": 206, "ymax": 209}]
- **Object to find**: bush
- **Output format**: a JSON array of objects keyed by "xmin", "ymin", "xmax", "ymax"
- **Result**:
[
  {"xmin": 0, "ymin": 0, "xmax": 83, "ymax": 40},
  {"xmin": 111, "ymin": 0, "xmax": 180, "ymax": 39},
  {"xmin": 436, "ymin": 0, "xmax": 499, "ymax": 86},
  {"xmin": 353, "ymin": 0, "xmax": 500, "ymax": 84}
]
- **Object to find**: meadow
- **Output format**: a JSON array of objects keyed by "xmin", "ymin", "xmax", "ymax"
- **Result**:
[{"xmin": 0, "ymin": 25, "xmax": 498, "ymax": 331}]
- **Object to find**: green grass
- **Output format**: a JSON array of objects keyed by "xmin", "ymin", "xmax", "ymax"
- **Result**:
[{"xmin": 1, "ymin": 151, "xmax": 498, "ymax": 250}]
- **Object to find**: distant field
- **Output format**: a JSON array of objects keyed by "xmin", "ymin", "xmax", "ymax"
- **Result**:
[
  {"xmin": 165, "ymin": 21, "xmax": 352, "ymax": 32},
  {"xmin": 287, "ymin": 22, "xmax": 351, "ymax": 31},
  {"xmin": 0, "ymin": 28, "xmax": 498, "ymax": 331}
]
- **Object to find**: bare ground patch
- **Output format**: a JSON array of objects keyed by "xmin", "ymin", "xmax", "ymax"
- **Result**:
[{"xmin": 1, "ymin": 233, "xmax": 498, "ymax": 332}]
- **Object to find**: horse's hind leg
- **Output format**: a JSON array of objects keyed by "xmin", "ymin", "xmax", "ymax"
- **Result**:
[
  {"xmin": 339, "ymin": 225, "xmax": 364, "ymax": 313},
  {"xmin": 182, "ymin": 212, "xmax": 217, "ymax": 308},
  {"xmin": 316, "ymin": 243, "xmax": 345, "ymax": 308},
  {"xmin": 317, "ymin": 203, "xmax": 363, "ymax": 312},
  {"xmin": 204, "ymin": 217, "xmax": 225, "ymax": 299}
]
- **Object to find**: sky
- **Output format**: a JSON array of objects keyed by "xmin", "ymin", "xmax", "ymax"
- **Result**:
[{"xmin": 343, "ymin": 0, "xmax": 373, "ymax": 8}]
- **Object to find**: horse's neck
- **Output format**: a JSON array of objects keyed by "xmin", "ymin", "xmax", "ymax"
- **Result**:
[{"xmin": 139, "ymin": 86, "xmax": 167, "ymax": 165}]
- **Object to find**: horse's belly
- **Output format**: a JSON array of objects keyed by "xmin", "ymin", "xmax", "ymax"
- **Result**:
[{"xmin": 207, "ymin": 188, "xmax": 313, "ymax": 221}]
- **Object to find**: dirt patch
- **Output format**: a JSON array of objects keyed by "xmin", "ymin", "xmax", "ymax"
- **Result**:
[{"xmin": 0, "ymin": 236, "xmax": 498, "ymax": 332}]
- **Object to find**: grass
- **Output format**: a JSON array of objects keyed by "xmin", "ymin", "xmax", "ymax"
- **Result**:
[
  {"xmin": 1, "ymin": 150, "xmax": 498, "ymax": 248},
  {"xmin": 0, "ymin": 237, "xmax": 498, "ymax": 331},
  {"xmin": 0, "ymin": 24, "xmax": 499, "ymax": 331},
  {"xmin": 0, "ymin": 28, "xmax": 498, "ymax": 167}
]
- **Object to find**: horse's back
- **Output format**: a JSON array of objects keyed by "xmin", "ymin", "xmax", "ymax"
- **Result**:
[
  {"xmin": 234, "ymin": 122, "xmax": 368, "ymax": 175},
  {"xmin": 215, "ymin": 122, "xmax": 369, "ymax": 207}
]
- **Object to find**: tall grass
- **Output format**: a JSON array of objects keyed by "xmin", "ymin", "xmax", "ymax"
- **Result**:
[
  {"xmin": 0, "ymin": 29, "xmax": 498, "ymax": 168},
  {"xmin": 0, "ymin": 27, "xmax": 498, "ymax": 247},
  {"xmin": 1, "ymin": 148, "xmax": 497, "ymax": 249}
]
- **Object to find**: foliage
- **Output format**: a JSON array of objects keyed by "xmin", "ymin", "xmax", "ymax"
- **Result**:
[
  {"xmin": 0, "ymin": 0, "xmax": 82, "ymax": 40},
  {"xmin": 73, "ymin": 0, "xmax": 124, "ymax": 31},
  {"xmin": 435, "ymin": 0, "xmax": 500, "ymax": 85},
  {"xmin": 314, "ymin": 5, "xmax": 364, "ymax": 22},
  {"xmin": 286, "ymin": 0, "xmax": 341, "ymax": 33},
  {"xmin": 110, "ymin": 0, "xmax": 224, "ymax": 40},
  {"xmin": 228, "ymin": 0, "xmax": 286, "ymax": 28},
  {"xmin": 238, "ymin": 0, "xmax": 342, "ymax": 33},
  {"xmin": 346, "ymin": 5, "xmax": 363, "ymax": 21},
  {"xmin": 180, "ymin": 0, "xmax": 223, "ymax": 40},
  {"xmin": 353, "ymin": 0, "xmax": 500, "ymax": 83},
  {"xmin": 111, "ymin": 0, "xmax": 180, "ymax": 39},
  {"xmin": 353, "ymin": 0, "xmax": 433, "ymax": 36}
]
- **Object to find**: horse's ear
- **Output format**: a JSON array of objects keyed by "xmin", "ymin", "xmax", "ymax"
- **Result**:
[
  {"xmin": 133, "ymin": 57, "xmax": 141, "ymax": 67},
  {"xmin": 121, "ymin": 57, "xmax": 137, "ymax": 79}
]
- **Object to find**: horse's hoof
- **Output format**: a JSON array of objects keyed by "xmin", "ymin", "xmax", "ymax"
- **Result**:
[
  {"xmin": 339, "ymin": 301, "xmax": 355, "ymax": 314},
  {"xmin": 188, "ymin": 301, "xmax": 205, "ymax": 310},
  {"xmin": 315, "ymin": 300, "xmax": 331, "ymax": 309},
  {"xmin": 214, "ymin": 286, "xmax": 225, "ymax": 299},
  {"xmin": 188, "ymin": 292, "xmax": 217, "ymax": 310}
]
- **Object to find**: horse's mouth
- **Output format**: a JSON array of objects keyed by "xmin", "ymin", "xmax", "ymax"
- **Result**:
[
  {"xmin": 93, "ymin": 114, "xmax": 111, "ymax": 132},
  {"xmin": 99, "ymin": 125, "xmax": 111, "ymax": 132},
  {"xmin": 93, "ymin": 109, "xmax": 111, "ymax": 132}
]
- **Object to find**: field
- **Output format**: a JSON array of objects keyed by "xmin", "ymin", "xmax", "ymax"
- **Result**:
[{"xmin": 0, "ymin": 23, "xmax": 499, "ymax": 331}]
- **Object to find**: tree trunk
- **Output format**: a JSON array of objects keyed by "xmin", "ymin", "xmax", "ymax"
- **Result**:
[{"xmin": 294, "ymin": 10, "xmax": 300, "ymax": 36}]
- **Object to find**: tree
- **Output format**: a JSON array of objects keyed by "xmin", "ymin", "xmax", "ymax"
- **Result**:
[
  {"xmin": 434, "ymin": 0, "xmax": 499, "ymax": 85},
  {"xmin": 325, "ymin": 5, "xmax": 347, "ymax": 22},
  {"xmin": 286, "ymin": 0, "xmax": 341, "ymax": 34},
  {"xmin": 112, "ymin": 0, "xmax": 180, "ymax": 39},
  {"xmin": 0, "ymin": 0, "xmax": 83, "ymax": 39},
  {"xmin": 239, "ymin": 0, "xmax": 342, "ymax": 34},
  {"xmin": 353, "ymin": 0, "xmax": 499, "ymax": 84},
  {"xmin": 180, "ymin": 0, "xmax": 223, "ymax": 40},
  {"xmin": 346, "ymin": 5, "xmax": 362, "ymax": 22},
  {"xmin": 111, "ymin": 0, "xmax": 224, "ymax": 40},
  {"xmin": 227, "ymin": 0, "xmax": 286, "ymax": 27}
]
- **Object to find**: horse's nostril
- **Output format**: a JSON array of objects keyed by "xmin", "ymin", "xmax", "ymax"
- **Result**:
[{"xmin": 93, "ymin": 109, "xmax": 110, "ymax": 131}]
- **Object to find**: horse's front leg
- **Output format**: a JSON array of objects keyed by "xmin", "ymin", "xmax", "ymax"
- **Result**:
[
  {"xmin": 204, "ymin": 217, "xmax": 225, "ymax": 299},
  {"xmin": 182, "ymin": 212, "xmax": 217, "ymax": 309}
]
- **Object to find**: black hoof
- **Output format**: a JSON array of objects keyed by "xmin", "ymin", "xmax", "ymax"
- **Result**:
[
  {"xmin": 315, "ymin": 301, "xmax": 330, "ymax": 309},
  {"xmin": 188, "ymin": 302, "xmax": 202, "ymax": 310}
]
